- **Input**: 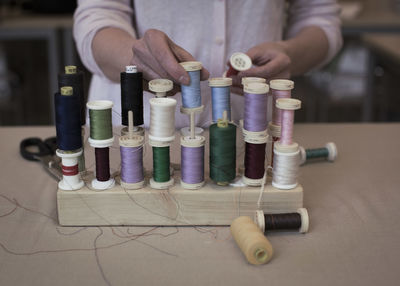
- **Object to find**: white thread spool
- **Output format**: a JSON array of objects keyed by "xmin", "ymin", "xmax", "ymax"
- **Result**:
[
  {"xmin": 56, "ymin": 149, "xmax": 84, "ymax": 191},
  {"xmin": 272, "ymin": 142, "xmax": 300, "ymax": 190},
  {"xmin": 149, "ymin": 97, "xmax": 177, "ymax": 142},
  {"xmin": 254, "ymin": 208, "xmax": 309, "ymax": 234},
  {"xmin": 149, "ymin": 79, "xmax": 173, "ymax": 98}
]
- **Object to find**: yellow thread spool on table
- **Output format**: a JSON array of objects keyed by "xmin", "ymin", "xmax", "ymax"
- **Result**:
[{"xmin": 230, "ymin": 216, "xmax": 274, "ymax": 265}]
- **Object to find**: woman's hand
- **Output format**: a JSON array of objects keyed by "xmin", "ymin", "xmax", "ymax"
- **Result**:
[
  {"xmin": 230, "ymin": 42, "xmax": 291, "ymax": 93},
  {"xmin": 132, "ymin": 29, "xmax": 209, "ymax": 91}
]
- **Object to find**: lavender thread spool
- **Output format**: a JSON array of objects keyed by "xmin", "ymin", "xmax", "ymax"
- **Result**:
[
  {"xmin": 243, "ymin": 82, "xmax": 269, "ymax": 132},
  {"xmin": 180, "ymin": 136, "xmax": 205, "ymax": 189},
  {"xmin": 119, "ymin": 134, "xmax": 145, "ymax": 189}
]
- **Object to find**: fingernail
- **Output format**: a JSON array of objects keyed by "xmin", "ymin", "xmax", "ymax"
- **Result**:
[{"xmin": 179, "ymin": 75, "xmax": 189, "ymax": 85}]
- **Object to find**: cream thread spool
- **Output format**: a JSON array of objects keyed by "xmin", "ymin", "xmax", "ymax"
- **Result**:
[
  {"xmin": 254, "ymin": 208, "xmax": 309, "ymax": 234},
  {"xmin": 149, "ymin": 97, "xmax": 177, "ymax": 143},
  {"xmin": 231, "ymin": 216, "xmax": 274, "ymax": 265},
  {"xmin": 56, "ymin": 149, "xmax": 84, "ymax": 191}
]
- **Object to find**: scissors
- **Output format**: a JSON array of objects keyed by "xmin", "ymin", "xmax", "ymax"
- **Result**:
[{"xmin": 19, "ymin": 136, "xmax": 62, "ymax": 181}]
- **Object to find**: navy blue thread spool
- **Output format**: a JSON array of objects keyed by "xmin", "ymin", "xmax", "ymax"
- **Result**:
[
  {"xmin": 55, "ymin": 86, "xmax": 82, "ymax": 151},
  {"xmin": 58, "ymin": 66, "xmax": 86, "ymax": 126},
  {"xmin": 209, "ymin": 77, "xmax": 232, "ymax": 123}
]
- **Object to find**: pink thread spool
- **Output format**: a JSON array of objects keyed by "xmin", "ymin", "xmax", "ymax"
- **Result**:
[
  {"xmin": 276, "ymin": 98, "xmax": 301, "ymax": 146},
  {"xmin": 270, "ymin": 80, "xmax": 294, "ymax": 126}
]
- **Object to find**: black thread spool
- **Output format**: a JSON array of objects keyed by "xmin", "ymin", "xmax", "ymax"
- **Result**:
[
  {"xmin": 58, "ymin": 66, "xmax": 86, "ymax": 125},
  {"xmin": 254, "ymin": 208, "xmax": 309, "ymax": 234},
  {"xmin": 121, "ymin": 66, "xmax": 143, "ymax": 127}
]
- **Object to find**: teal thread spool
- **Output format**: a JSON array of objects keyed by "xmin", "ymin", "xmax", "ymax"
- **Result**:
[
  {"xmin": 209, "ymin": 116, "xmax": 236, "ymax": 185},
  {"xmin": 299, "ymin": 142, "xmax": 337, "ymax": 165}
]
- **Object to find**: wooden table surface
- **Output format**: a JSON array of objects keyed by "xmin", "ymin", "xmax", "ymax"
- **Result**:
[{"xmin": 0, "ymin": 124, "xmax": 399, "ymax": 286}]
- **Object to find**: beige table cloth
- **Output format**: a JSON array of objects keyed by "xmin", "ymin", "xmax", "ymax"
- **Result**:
[{"xmin": 0, "ymin": 124, "xmax": 399, "ymax": 286}]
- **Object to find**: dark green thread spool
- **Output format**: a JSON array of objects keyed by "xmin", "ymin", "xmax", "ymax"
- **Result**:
[
  {"xmin": 153, "ymin": 146, "xmax": 170, "ymax": 182},
  {"xmin": 209, "ymin": 121, "xmax": 236, "ymax": 185}
]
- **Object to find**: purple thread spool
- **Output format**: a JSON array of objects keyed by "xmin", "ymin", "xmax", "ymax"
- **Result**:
[
  {"xmin": 119, "ymin": 134, "xmax": 145, "ymax": 189},
  {"xmin": 243, "ymin": 82, "xmax": 269, "ymax": 132},
  {"xmin": 180, "ymin": 136, "xmax": 205, "ymax": 189}
]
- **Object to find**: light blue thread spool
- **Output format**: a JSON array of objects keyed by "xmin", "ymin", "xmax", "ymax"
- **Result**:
[
  {"xmin": 209, "ymin": 77, "xmax": 233, "ymax": 122},
  {"xmin": 180, "ymin": 61, "xmax": 202, "ymax": 108}
]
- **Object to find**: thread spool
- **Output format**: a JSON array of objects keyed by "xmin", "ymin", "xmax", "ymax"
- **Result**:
[
  {"xmin": 87, "ymin": 100, "xmax": 115, "ymax": 190},
  {"xmin": 272, "ymin": 142, "xmax": 300, "ymax": 190},
  {"xmin": 230, "ymin": 216, "xmax": 274, "ymax": 265},
  {"xmin": 120, "ymin": 65, "xmax": 144, "ymax": 127},
  {"xmin": 55, "ymin": 86, "xmax": 82, "ymax": 151},
  {"xmin": 180, "ymin": 136, "xmax": 205, "ymax": 189},
  {"xmin": 243, "ymin": 142, "xmax": 267, "ymax": 186},
  {"xmin": 56, "ymin": 149, "xmax": 84, "ymax": 190},
  {"xmin": 209, "ymin": 112, "xmax": 236, "ymax": 185},
  {"xmin": 119, "ymin": 111, "xmax": 145, "ymax": 189},
  {"xmin": 241, "ymin": 77, "xmax": 266, "ymax": 85},
  {"xmin": 270, "ymin": 79, "xmax": 294, "ymax": 126},
  {"xmin": 58, "ymin": 65, "xmax": 86, "ymax": 125},
  {"xmin": 276, "ymin": 98, "xmax": 301, "ymax": 146},
  {"xmin": 149, "ymin": 97, "xmax": 177, "ymax": 143},
  {"xmin": 243, "ymin": 82, "xmax": 269, "ymax": 132},
  {"xmin": 299, "ymin": 142, "xmax": 337, "ymax": 165},
  {"xmin": 149, "ymin": 79, "xmax": 173, "ymax": 98},
  {"xmin": 209, "ymin": 77, "xmax": 232, "ymax": 122},
  {"xmin": 180, "ymin": 61, "xmax": 202, "ymax": 108},
  {"xmin": 254, "ymin": 208, "xmax": 309, "ymax": 234},
  {"xmin": 149, "ymin": 143, "xmax": 174, "ymax": 190},
  {"xmin": 225, "ymin": 52, "xmax": 252, "ymax": 77}
]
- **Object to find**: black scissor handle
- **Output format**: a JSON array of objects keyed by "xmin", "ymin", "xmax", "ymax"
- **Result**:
[{"xmin": 20, "ymin": 137, "xmax": 53, "ymax": 161}]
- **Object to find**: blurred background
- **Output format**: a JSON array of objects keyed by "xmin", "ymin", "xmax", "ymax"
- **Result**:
[{"xmin": 0, "ymin": 0, "xmax": 399, "ymax": 125}]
